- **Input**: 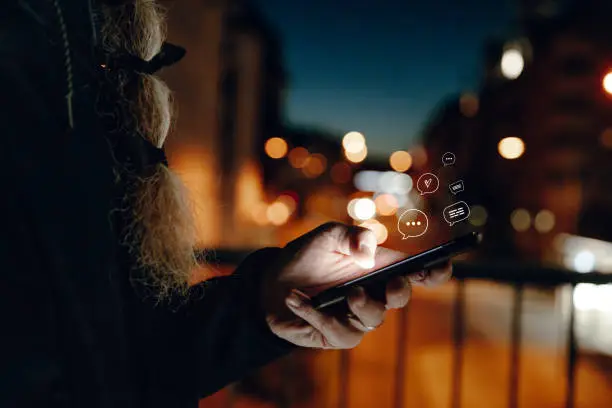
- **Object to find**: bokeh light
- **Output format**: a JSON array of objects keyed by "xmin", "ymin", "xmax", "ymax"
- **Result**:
[
  {"xmin": 389, "ymin": 151, "xmax": 413, "ymax": 172},
  {"xmin": 510, "ymin": 208, "xmax": 531, "ymax": 232},
  {"xmin": 342, "ymin": 131, "xmax": 366, "ymax": 154},
  {"xmin": 264, "ymin": 137, "xmax": 288, "ymax": 159},
  {"xmin": 534, "ymin": 209, "xmax": 556, "ymax": 233},
  {"xmin": 573, "ymin": 250, "xmax": 596, "ymax": 273},
  {"xmin": 469, "ymin": 205, "xmax": 488, "ymax": 227},
  {"xmin": 600, "ymin": 128, "xmax": 612, "ymax": 149},
  {"xmin": 501, "ymin": 48, "xmax": 524, "ymax": 79},
  {"xmin": 303, "ymin": 153, "xmax": 327, "ymax": 178},
  {"xmin": 345, "ymin": 146, "xmax": 368, "ymax": 163},
  {"xmin": 498, "ymin": 137, "xmax": 525, "ymax": 159},
  {"xmin": 374, "ymin": 194, "xmax": 399, "ymax": 216},
  {"xmin": 459, "ymin": 92, "xmax": 479, "ymax": 117},
  {"xmin": 359, "ymin": 219, "xmax": 389, "ymax": 244},
  {"xmin": 353, "ymin": 198, "xmax": 376, "ymax": 221},
  {"xmin": 331, "ymin": 162, "xmax": 352, "ymax": 184},
  {"xmin": 288, "ymin": 147, "xmax": 309, "ymax": 168},
  {"xmin": 266, "ymin": 201, "xmax": 291, "ymax": 226},
  {"xmin": 603, "ymin": 72, "xmax": 612, "ymax": 95},
  {"xmin": 277, "ymin": 194, "xmax": 297, "ymax": 214},
  {"xmin": 347, "ymin": 198, "xmax": 359, "ymax": 220}
]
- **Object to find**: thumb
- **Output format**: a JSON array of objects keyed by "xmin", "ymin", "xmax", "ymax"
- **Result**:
[{"xmin": 350, "ymin": 227, "xmax": 377, "ymax": 269}]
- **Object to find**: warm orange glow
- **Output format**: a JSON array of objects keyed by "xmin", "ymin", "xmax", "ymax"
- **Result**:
[
  {"xmin": 342, "ymin": 131, "xmax": 366, "ymax": 154},
  {"xmin": 389, "ymin": 151, "xmax": 413, "ymax": 172},
  {"xmin": 603, "ymin": 72, "xmax": 612, "ymax": 95},
  {"xmin": 264, "ymin": 137, "xmax": 288, "ymax": 159},
  {"xmin": 251, "ymin": 203, "xmax": 269, "ymax": 226},
  {"xmin": 359, "ymin": 219, "xmax": 389, "ymax": 244},
  {"xmin": 277, "ymin": 194, "xmax": 297, "ymax": 213},
  {"xmin": 303, "ymin": 153, "xmax": 327, "ymax": 178},
  {"xmin": 267, "ymin": 201, "xmax": 291, "ymax": 226},
  {"xmin": 460, "ymin": 93, "xmax": 479, "ymax": 117},
  {"xmin": 345, "ymin": 146, "xmax": 368, "ymax": 163},
  {"xmin": 498, "ymin": 137, "xmax": 525, "ymax": 159},
  {"xmin": 330, "ymin": 162, "xmax": 352, "ymax": 183},
  {"xmin": 374, "ymin": 194, "xmax": 399, "ymax": 216},
  {"xmin": 288, "ymin": 147, "xmax": 310, "ymax": 168},
  {"xmin": 601, "ymin": 128, "xmax": 612, "ymax": 149},
  {"xmin": 235, "ymin": 160, "xmax": 265, "ymax": 222}
]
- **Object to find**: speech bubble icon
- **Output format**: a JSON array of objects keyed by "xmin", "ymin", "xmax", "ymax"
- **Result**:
[
  {"xmin": 442, "ymin": 152, "xmax": 456, "ymax": 166},
  {"xmin": 443, "ymin": 201, "xmax": 471, "ymax": 226},
  {"xmin": 449, "ymin": 180, "xmax": 465, "ymax": 195},
  {"xmin": 416, "ymin": 173, "xmax": 439, "ymax": 196},
  {"xmin": 397, "ymin": 209, "xmax": 429, "ymax": 239}
]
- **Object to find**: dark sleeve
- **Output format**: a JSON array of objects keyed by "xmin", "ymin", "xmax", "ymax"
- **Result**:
[
  {"xmin": 187, "ymin": 249, "xmax": 296, "ymax": 397},
  {"xmin": 144, "ymin": 249, "xmax": 296, "ymax": 402}
]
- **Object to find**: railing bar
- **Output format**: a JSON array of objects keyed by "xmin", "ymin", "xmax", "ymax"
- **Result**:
[
  {"xmin": 393, "ymin": 306, "xmax": 410, "ymax": 408},
  {"xmin": 508, "ymin": 284, "xmax": 523, "ymax": 408},
  {"xmin": 338, "ymin": 349, "xmax": 350, "ymax": 408},
  {"xmin": 451, "ymin": 280, "xmax": 466, "ymax": 408},
  {"xmin": 566, "ymin": 284, "xmax": 577, "ymax": 408}
]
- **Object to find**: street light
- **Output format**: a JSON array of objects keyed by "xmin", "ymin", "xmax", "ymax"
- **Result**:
[
  {"xmin": 603, "ymin": 72, "xmax": 612, "ymax": 95},
  {"xmin": 498, "ymin": 137, "xmax": 525, "ymax": 159},
  {"xmin": 501, "ymin": 49, "xmax": 524, "ymax": 80}
]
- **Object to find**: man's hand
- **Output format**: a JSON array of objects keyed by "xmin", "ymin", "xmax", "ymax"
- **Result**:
[{"xmin": 261, "ymin": 222, "xmax": 452, "ymax": 349}]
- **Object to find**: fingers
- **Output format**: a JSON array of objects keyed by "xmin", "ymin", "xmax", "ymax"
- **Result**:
[
  {"xmin": 349, "ymin": 227, "xmax": 377, "ymax": 269},
  {"xmin": 409, "ymin": 261, "xmax": 453, "ymax": 287},
  {"xmin": 385, "ymin": 275, "xmax": 412, "ymax": 309},
  {"xmin": 346, "ymin": 287, "xmax": 386, "ymax": 331},
  {"xmin": 285, "ymin": 292, "xmax": 362, "ymax": 349}
]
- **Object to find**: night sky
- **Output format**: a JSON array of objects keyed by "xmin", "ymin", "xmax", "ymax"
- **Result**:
[{"xmin": 255, "ymin": 0, "xmax": 517, "ymax": 158}]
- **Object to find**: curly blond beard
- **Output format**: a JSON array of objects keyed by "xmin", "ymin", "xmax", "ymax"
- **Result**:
[{"xmin": 98, "ymin": 0, "xmax": 197, "ymax": 299}]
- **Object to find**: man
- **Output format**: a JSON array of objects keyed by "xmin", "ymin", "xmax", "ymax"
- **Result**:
[{"xmin": 0, "ymin": 0, "xmax": 451, "ymax": 406}]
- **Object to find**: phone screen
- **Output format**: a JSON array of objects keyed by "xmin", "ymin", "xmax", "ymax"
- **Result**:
[{"xmin": 311, "ymin": 232, "xmax": 481, "ymax": 310}]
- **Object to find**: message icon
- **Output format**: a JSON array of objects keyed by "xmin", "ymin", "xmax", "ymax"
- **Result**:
[
  {"xmin": 449, "ymin": 180, "xmax": 465, "ymax": 195},
  {"xmin": 416, "ymin": 173, "xmax": 439, "ymax": 196},
  {"xmin": 443, "ymin": 201, "xmax": 471, "ymax": 226},
  {"xmin": 397, "ymin": 209, "xmax": 429, "ymax": 239},
  {"xmin": 442, "ymin": 152, "xmax": 456, "ymax": 166}
]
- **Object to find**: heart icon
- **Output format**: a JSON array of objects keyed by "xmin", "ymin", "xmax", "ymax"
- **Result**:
[{"xmin": 424, "ymin": 179, "xmax": 432, "ymax": 188}]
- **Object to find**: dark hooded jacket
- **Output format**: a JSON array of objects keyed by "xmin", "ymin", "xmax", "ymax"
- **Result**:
[{"xmin": 0, "ymin": 1, "xmax": 293, "ymax": 406}]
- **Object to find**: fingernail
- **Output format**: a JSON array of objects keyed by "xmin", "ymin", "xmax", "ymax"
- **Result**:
[{"xmin": 286, "ymin": 293, "xmax": 302, "ymax": 309}]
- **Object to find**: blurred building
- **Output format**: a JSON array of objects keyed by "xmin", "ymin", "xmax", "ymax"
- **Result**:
[
  {"xmin": 160, "ymin": 0, "xmax": 285, "ymax": 248},
  {"xmin": 423, "ymin": 0, "xmax": 612, "ymax": 262}
]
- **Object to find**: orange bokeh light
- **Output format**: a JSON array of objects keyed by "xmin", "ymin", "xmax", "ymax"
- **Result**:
[
  {"xmin": 264, "ymin": 137, "xmax": 288, "ymax": 159},
  {"xmin": 374, "ymin": 194, "xmax": 399, "ymax": 216},
  {"xmin": 389, "ymin": 151, "xmax": 413, "ymax": 172},
  {"xmin": 288, "ymin": 147, "xmax": 310, "ymax": 168},
  {"xmin": 303, "ymin": 154, "xmax": 327, "ymax": 178}
]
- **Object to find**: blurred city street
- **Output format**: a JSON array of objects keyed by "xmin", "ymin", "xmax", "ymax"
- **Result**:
[{"xmin": 156, "ymin": 0, "xmax": 612, "ymax": 406}]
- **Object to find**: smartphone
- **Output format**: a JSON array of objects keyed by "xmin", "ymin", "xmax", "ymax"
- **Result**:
[{"xmin": 311, "ymin": 231, "xmax": 482, "ymax": 311}]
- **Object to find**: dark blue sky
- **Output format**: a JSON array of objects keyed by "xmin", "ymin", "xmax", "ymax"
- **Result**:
[{"xmin": 255, "ymin": 0, "xmax": 517, "ymax": 158}]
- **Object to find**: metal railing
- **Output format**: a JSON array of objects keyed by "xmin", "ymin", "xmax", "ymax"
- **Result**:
[{"xmin": 206, "ymin": 250, "xmax": 612, "ymax": 408}]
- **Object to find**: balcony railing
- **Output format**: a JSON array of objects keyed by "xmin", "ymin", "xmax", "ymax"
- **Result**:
[{"xmin": 200, "ymin": 250, "xmax": 612, "ymax": 408}]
